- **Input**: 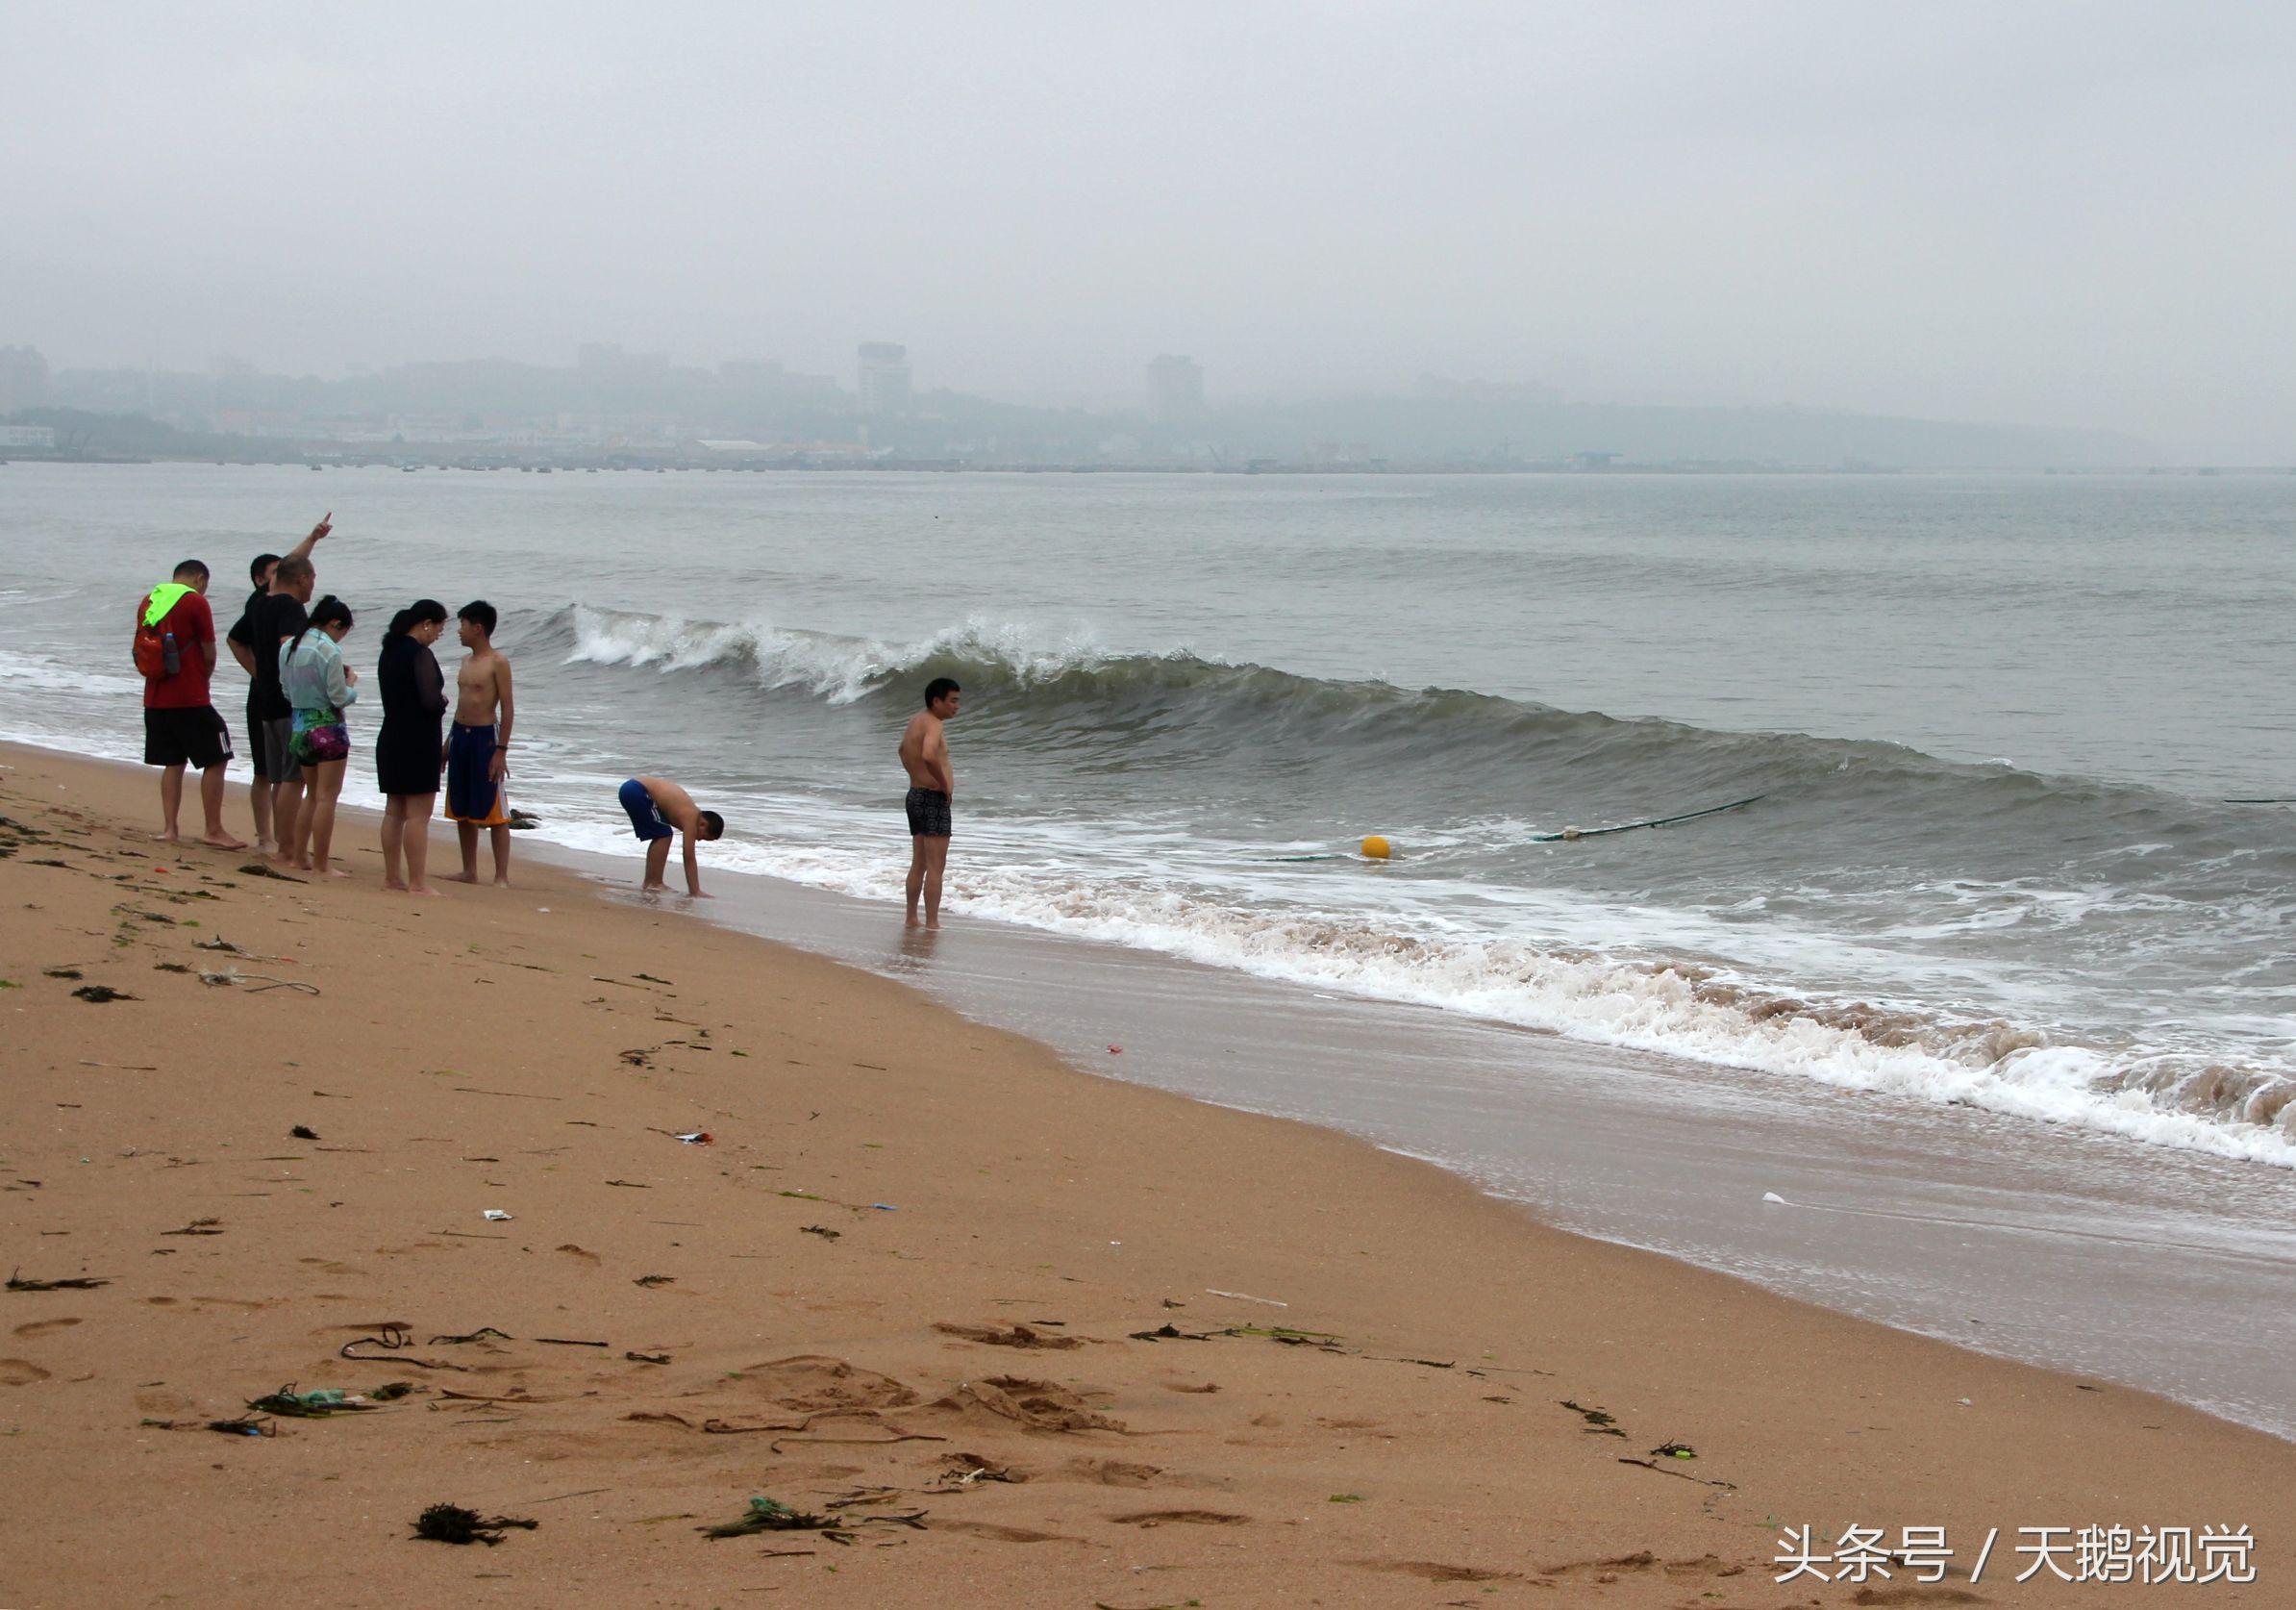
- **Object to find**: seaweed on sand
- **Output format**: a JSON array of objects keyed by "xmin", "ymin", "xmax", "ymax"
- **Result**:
[{"xmin": 412, "ymin": 1503, "xmax": 538, "ymax": 1546}]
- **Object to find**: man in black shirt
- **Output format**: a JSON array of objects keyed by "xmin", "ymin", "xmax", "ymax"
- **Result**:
[{"xmin": 226, "ymin": 516, "xmax": 329, "ymax": 856}]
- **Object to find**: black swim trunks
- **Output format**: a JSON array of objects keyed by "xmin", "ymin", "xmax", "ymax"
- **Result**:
[
  {"xmin": 144, "ymin": 705, "xmax": 232, "ymax": 770},
  {"xmin": 905, "ymin": 787, "xmax": 952, "ymax": 839}
]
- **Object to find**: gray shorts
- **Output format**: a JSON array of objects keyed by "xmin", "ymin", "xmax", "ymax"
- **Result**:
[{"xmin": 261, "ymin": 717, "xmax": 297, "ymax": 782}]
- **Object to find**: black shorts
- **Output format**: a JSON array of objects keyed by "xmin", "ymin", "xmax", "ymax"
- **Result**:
[
  {"xmin": 145, "ymin": 705, "xmax": 232, "ymax": 770},
  {"xmin": 905, "ymin": 787, "xmax": 952, "ymax": 839}
]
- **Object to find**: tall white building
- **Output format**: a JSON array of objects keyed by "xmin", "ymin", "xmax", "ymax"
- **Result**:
[
  {"xmin": 857, "ymin": 342, "xmax": 911, "ymax": 414},
  {"xmin": 1146, "ymin": 354, "xmax": 1204, "ymax": 424}
]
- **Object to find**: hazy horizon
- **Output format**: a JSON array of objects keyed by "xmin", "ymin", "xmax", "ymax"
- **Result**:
[{"xmin": 7, "ymin": 2, "xmax": 2294, "ymax": 459}]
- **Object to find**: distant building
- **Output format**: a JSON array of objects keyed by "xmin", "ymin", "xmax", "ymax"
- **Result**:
[
  {"xmin": 1146, "ymin": 354, "xmax": 1204, "ymax": 424},
  {"xmin": 0, "ymin": 345, "xmax": 49, "ymax": 413},
  {"xmin": 0, "ymin": 424, "xmax": 57, "ymax": 449},
  {"xmin": 857, "ymin": 342, "xmax": 911, "ymax": 414}
]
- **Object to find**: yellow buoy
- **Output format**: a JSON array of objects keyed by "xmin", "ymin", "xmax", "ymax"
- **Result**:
[{"xmin": 1360, "ymin": 835, "xmax": 1391, "ymax": 860}]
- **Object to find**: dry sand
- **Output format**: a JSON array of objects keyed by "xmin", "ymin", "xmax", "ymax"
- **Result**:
[{"xmin": 0, "ymin": 741, "xmax": 2287, "ymax": 1607}]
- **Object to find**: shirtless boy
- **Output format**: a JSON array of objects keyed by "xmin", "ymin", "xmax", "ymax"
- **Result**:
[
  {"xmin": 442, "ymin": 600, "xmax": 515, "ymax": 886},
  {"xmin": 898, "ymin": 677, "xmax": 961, "ymax": 928},
  {"xmin": 617, "ymin": 776, "xmax": 724, "ymax": 897}
]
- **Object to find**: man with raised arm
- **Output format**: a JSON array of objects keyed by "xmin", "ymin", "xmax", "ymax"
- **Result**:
[{"xmin": 226, "ymin": 513, "xmax": 331, "ymax": 854}]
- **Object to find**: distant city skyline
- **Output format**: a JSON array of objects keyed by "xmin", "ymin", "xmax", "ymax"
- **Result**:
[
  {"xmin": 0, "ymin": 333, "xmax": 2191, "ymax": 451},
  {"xmin": 1, "ymin": 328, "xmax": 2173, "ymax": 474}
]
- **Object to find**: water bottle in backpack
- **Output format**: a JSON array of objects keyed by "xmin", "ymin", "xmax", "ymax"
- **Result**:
[{"xmin": 162, "ymin": 626, "xmax": 181, "ymax": 677}]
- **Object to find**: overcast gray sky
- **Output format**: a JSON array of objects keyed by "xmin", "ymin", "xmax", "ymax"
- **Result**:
[{"xmin": 6, "ymin": 1, "xmax": 2293, "ymax": 457}]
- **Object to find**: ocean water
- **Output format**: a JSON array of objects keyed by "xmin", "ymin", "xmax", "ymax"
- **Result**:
[{"xmin": 3, "ymin": 463, "xmax": 2293, "ymax": 1172}]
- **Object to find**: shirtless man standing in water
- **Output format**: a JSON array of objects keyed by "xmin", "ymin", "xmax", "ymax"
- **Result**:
[{"xmin": 898, "ymin": 677, "xmax": 961, "ymax": 927}]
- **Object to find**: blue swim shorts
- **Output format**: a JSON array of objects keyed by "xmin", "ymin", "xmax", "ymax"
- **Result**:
[
  {"xmin": 619, "ymin": 778, "xmax": 674, "ymax": 843},
  {"xmin": 445, "ymin": 722, "xmax": 508, "ymax": 825}
]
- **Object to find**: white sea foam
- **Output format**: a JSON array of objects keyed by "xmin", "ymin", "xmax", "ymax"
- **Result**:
[
  {"xmin": 0, "ymin": 646, "xmax": 146, "ymax": 700},
  {"xmin": 563, "ymin": 605, "xmax": 1135, "ymax": 702}
]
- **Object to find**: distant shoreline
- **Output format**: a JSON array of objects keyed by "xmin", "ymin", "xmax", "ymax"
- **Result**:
[{"xmin": 7, "ymin": 452, "xmax": 2289, "ymax": 475}]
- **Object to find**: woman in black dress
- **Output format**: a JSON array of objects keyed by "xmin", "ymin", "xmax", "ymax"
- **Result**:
[{"xmin": 376, "ymin": 599, "xmax": 450, "ymax": 894}]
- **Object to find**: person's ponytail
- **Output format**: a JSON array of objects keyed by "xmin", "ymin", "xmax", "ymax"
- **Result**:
[{"xmin": 289, "ymin": 594, "xmax": 355, "ymax": 660}]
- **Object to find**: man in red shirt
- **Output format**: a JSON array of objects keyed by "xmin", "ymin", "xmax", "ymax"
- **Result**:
[{"xmin": 137, "ymin": 559, "xmax": 245, "ymax": 848}]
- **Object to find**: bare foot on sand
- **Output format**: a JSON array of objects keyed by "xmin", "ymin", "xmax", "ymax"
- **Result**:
[
  {"xmin": 382, "ymin": 878, "xmax": 408, "ymax": 892},
  {"xmin": 151, "ymin": 828, "xmax": 180, "ymax": 843},
  {"xmin": 319, "ymin": 865, "xmax": 351, "ymax": 879},
  {"xmin": 407, "ymin": 885, "xmax": 440, "ymax": 898},
  {"xmin": 199, "ymin": 830, "xmax": 248, "ymax": 850},
  {"xmin": 441, "ymin": 870, "xmax": 479, "ymax": 885}
]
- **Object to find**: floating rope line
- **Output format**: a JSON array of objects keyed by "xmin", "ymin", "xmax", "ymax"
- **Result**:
[
  {"xmin": 1267, "ymin": 792, "xmax": 1768, "ymax": 860},
  {"xmin": 1527, "ymin": 792, "xmax": 1767, "ymax": 842}
]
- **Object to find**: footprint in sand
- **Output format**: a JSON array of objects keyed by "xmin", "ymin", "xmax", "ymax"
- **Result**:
[
  {"xmin": 932, "ymin": 1520, "xmax": 1084, "ymax": 1545},
  {"xmin": 0, "ymin": 1358, "xmax": 54, "ymax": 1386},
  {"xmin": 1347, "ymin": 1560, "xmax": 1522, "ymax": 1584},
  {"xmin": 933, "ymin": 1321, "xmax": 1083, "ymax": 1350},
  {"xmin": 929, "ymin": 1375, "xmax": 1123, "ymax": 1433},
  {"xmin": 1065, "ymin": 1458, "xmax": 1161, "ymax": 1487},
  {"xmin": 1109, "ymin": 1509, "xmax": 1250, "ymax": 1527},
  {"xmin": 739, "ymin": 1354, "xmax": 918, "ymax": 1413},
  {"xmin": 12, "ymin": 1318, "xmax": 82, "ymax": 1340}
]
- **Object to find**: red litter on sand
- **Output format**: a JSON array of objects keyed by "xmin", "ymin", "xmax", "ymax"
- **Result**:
[
  {"xmin": 1108, "ymin": 1045, "xmax": 1123, "ymax": 1054},
  {"xmin": 676, "ymin": 1131, "xmax": 712, "ymax": 1145}
]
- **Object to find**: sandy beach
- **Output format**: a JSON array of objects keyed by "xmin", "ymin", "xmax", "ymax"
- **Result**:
[{"xmin": 1, "ymin": 740, "xmax": 2288, "ymax": 1608}]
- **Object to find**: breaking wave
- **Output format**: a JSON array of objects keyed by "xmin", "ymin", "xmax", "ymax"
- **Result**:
[{"xmin": 521, "ymin": 605, "xmax": 2296, "ymax": 1169}]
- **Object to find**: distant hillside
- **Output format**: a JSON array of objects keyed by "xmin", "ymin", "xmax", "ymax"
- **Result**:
[{"xmin": 22, "ymin": 352, "xmax": 2159, "ymax": 468}]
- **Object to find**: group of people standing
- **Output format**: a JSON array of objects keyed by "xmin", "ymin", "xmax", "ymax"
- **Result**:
[
  {"xmin": 134, "ymin": 514, "xmax": 963, "ymax": 920},
  {"xmin": 135, "ymin": 515, "xmax": 517, "ymax": 894}
]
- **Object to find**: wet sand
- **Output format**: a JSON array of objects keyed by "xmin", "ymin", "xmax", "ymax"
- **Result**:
[{"xmin": 1, "ymin": 741, "xmax": 2289, "ymax": 1607}]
